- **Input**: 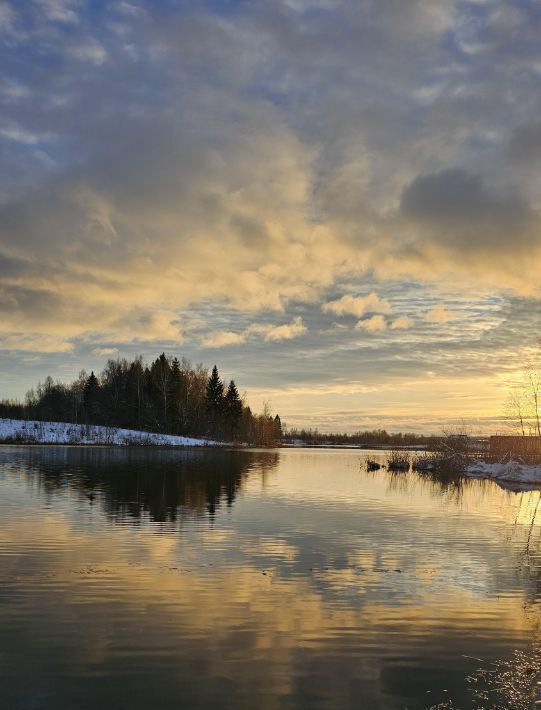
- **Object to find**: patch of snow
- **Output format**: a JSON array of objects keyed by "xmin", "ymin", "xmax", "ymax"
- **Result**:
[
  {"xmin": 0, "ymin": 418, "xmax": 225, "ymax": 447},
  {"xmin": 465, "ymin": 460, "xmax": 541, "ymax": 484}
]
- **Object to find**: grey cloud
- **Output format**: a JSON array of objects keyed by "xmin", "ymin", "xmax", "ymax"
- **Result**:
[
  {"xmin": 35, "ymin": 0, "xmax": 81, "ymax": 24},
  {"xmin": 0, "ymin": 251, "xmax": 29, "ymax": 277},
  {"xmin": 508, "ymin": 122, "xmax": 541, "ymax": 164},
  {"xmin": 400, "ymin": 168, "xmax": 532, "ymax": 247},
  {"xmin": 0, "ymin": 285, "xmax": 67, "ymax": 320},
  {"xmin": 0, "ymin": 91, "xmax": 328, "ymax": 339}
]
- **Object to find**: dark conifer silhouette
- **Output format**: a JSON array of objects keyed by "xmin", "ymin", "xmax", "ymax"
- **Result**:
[
  {"xmin": 150, "ymin": 353, "xmax": 171, "ymax": 431},
  {"xmin": 205, "ymin": 365, "xmax": 225, "ymax": 436},
  {"xmin": 83, "ymin": 371, "xmax": 101, "ymax": 423},
  {"xmin": 225, "ymin": 380, "xmax": 242, "ymax": 439},
  {"xmin": 274, "ymin": 414, "xmax": 282, "ymax": 441},
  {"xmin": 167, "ymin": 357, "xmax": 185, "ymax": 434}
]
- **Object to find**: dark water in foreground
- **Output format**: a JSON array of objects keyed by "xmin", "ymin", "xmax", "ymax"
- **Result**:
[{"xmin": 1, "ymin": 446, "xmax": 541, "ymax": 710}]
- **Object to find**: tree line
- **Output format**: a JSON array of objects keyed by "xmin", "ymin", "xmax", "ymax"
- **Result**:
[
  {"xmin": 0, "ymin": 354, "xmax": 282, "ymax": 446},
  {"xmin": 282, "ymin": 427, "xmax": 436, "ymax": 448}
]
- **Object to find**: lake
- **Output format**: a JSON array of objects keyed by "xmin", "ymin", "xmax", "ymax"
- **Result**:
[{"xmin": 1, "ymin": 446, "xmax": 540, "ymax": 709}]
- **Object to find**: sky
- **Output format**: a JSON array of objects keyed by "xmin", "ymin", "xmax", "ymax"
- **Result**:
[{"xmin": 1, "ymin": 0, "xmax": 541, "ymax": 433}]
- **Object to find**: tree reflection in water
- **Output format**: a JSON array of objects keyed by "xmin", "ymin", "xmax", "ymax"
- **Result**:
[{"xmin": 12, "ymin": 447, "xmax": 279, "ymax": 524}]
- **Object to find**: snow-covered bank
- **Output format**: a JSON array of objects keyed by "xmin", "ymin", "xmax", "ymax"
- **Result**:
[
  {"xmin": 465, "ymin": 460, "xmax": 541, "ymax": 484},
  {"xmin": 0, "ymin": 418, "xmax": 225, "ymax": 447}
]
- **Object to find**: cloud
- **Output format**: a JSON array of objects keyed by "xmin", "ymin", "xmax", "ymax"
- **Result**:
[
  {"xmin": 400, "ymin": 169, "xmax": 531, "ymax": 246},
  {"xmin": 2, "ymin": 0, "xmax": 541, "ymax": 335},
  {"xmin": 0, "ymin": 122, "xmax": 54, "ymax": 145},
  {"xmin": 113, "ymin": 2, "xmax": 141, "ymax": 17},
  {"xmin": 68, "ymin": 39, "xmax": 107, "ymax": 65},
  {"xmin": 322, "ymin": 293, "xmax": 391, "ymax": 318},
  {"xmin": 391, "ymin": 316, "xmax": 413, "ymax": 330},
  {"xmin": 202, "ymin": 331, "xmax": 247, "ymax": 349},
  {"xmin": 0, "ymin": 78, "xmax": 29, "ymax": 101},
  {"xmin": 0, "ymin": 333, "xmax": 73, "ymax": 353},
  {"xmin": 203, "ymin": 317, "xmax": 307, "ymax": 348},
  {"xmin": 0, "ymin": 94, "xmax": 334, "ymax": 344},
  {"xmin": 508, "ymin": 122, "xmax": 541, "ymax": 164},
  {"xmin": 35, "ymin": 0, "xmax": 81, "ymax": 24},
  {"xmin": 0, "ymin": 251, "xmax": 29, "ymax": 277},
  {"xmin": 108, "ymin": 310, "xmax": 184, "ymax": 344},
  {"xmin": 388, "ymin": 167, "xmax": 541, "ymax": 294},
  {"xmin": 92, "ymin": 347, "xmax": 119, "ymax": 357},
  {"xmin": 0, "ymin": 2, "xmax": 18, "ymax": 38},
  {"xmin": 260, "ymin": 317, "xmax": 307, "ymax": 342},
  {"xmin": 355, "ymin": 315, "xmax": 387, "ymax": 332},
  {"xmin": 425, "ymin": 304, "xmax": 458, "ymax": 324}
]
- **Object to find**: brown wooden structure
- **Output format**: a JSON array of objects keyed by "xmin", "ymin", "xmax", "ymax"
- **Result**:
[{"xmin": 489, "ymin": 436, "xmax": 541, "ymax": 463}]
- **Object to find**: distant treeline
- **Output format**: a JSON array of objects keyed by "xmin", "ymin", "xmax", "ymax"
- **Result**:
[
  {"xmin": 0, "ymin": 354, "xmax": 282, "ymax": 446},
  {"xmin": 283, "ymin": 428, "xmax": 435, "ymax": 447}
]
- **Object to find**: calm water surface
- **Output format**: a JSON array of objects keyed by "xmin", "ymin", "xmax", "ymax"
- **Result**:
[{"xmin": 1, "ymin": 446, "xmax": 541, "ymax": 709}]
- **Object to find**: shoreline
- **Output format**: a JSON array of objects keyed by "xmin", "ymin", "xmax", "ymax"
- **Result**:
[
  {"xmin": 0, "ymin": 417, "xmax": 231, "ymax": 449},
  {"xmin": 0, "ymin": 441, "xmax": 248, "ymax": 450}
]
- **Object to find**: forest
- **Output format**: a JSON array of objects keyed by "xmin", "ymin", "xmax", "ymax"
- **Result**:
[{"xmin": 0, "ymin": 354, "xmax": 282, "ymax": 446}]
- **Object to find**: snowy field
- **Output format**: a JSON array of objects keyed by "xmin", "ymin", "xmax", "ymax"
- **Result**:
[{"xmin": 0, "ymin": 418, "xmax": 224, "ymax": 447}]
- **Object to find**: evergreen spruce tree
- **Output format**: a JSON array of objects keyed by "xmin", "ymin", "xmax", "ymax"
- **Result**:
[
  {"xmin": 205, "ymin": 365, "xmax": 224, "ymax": 436},
  {"xmin": 150, "ymin": 353, "xmax": 171, "ymax": 430},
  {"xmin": 240, "ymin": 405, "xmax": 254, "ymax": 443},
  {"xmin": 225, "ymin": 380, "xmax": 242, "ymax": 439},
  {"xmin": 126, "ymin": 356, "xmax": 145, "ymax": 430},
  {"xmin": 273, "ymin": 414, "xmax": 282, "ymax": 442},
  {"xmin": 143, "ymin": 365, "xmax": 156, "ymax": 429},
  {"xmin": 167, "ymin": 357, "xmax": 184, "ymax": 434},
  {"xmin": 83, "ymin": 371, "xmax": 101, "ymax": 423}
]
